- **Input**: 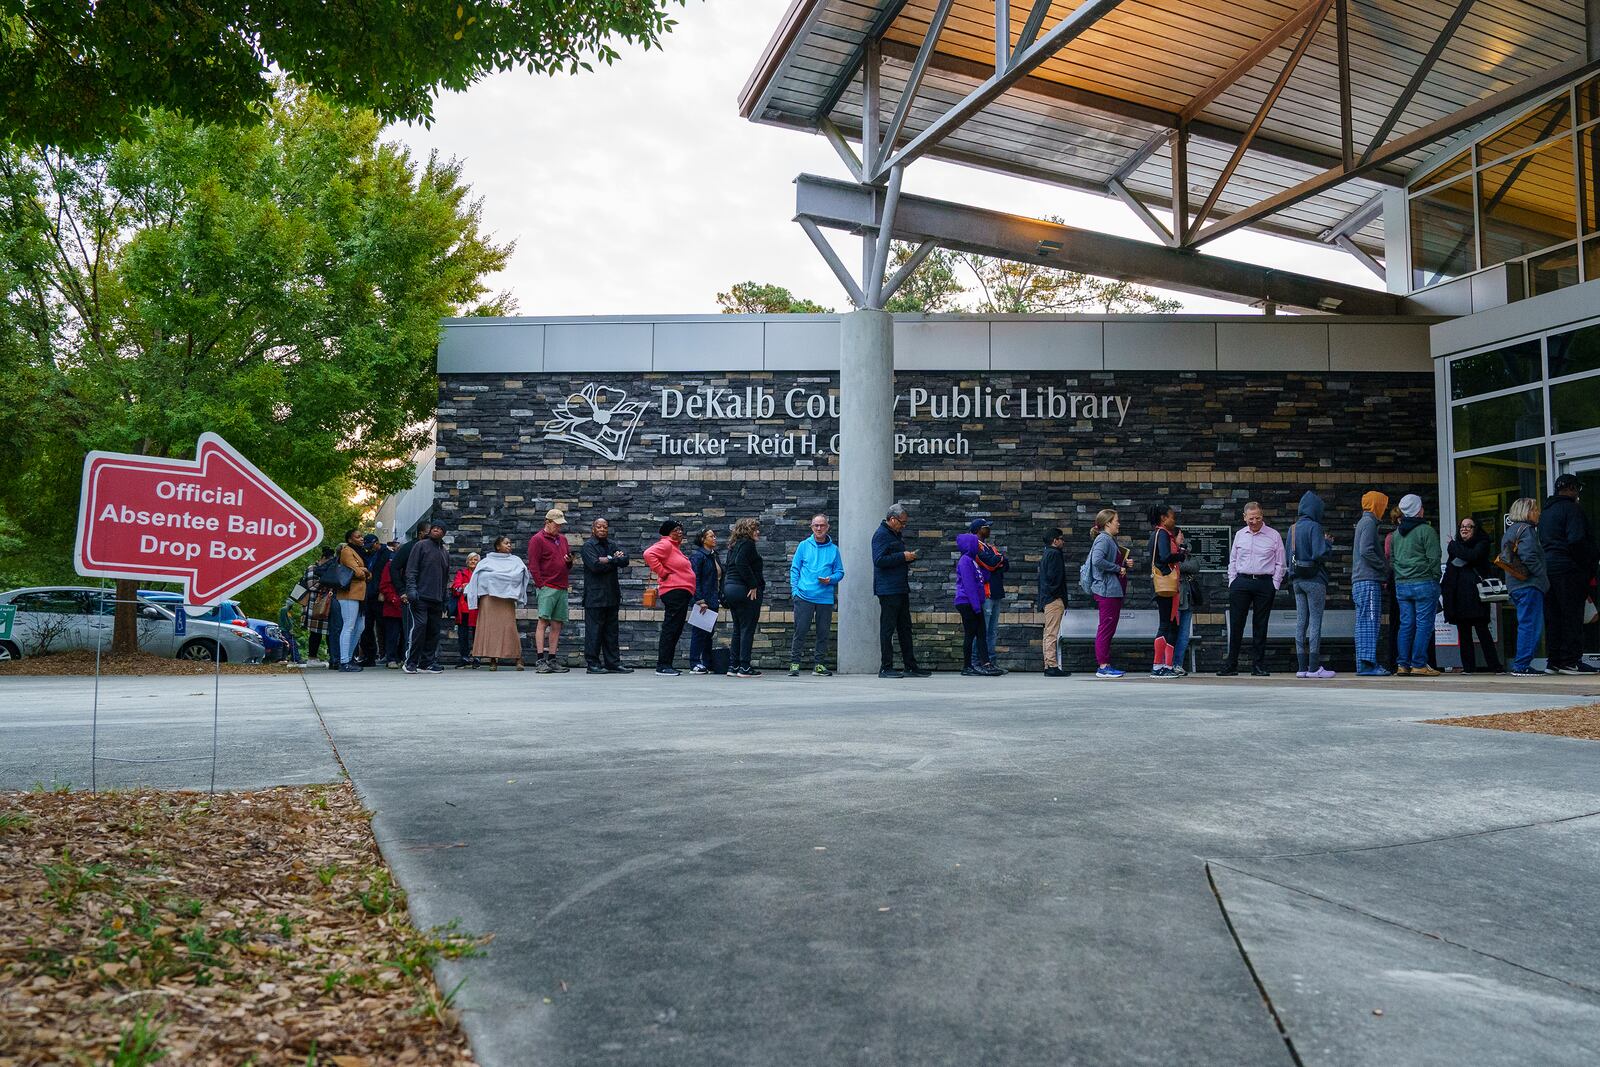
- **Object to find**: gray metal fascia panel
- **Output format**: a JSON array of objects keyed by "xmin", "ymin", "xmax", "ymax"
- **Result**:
[
  {"xmin": 1329, "ymin": 323, "xmax": 1432, "ymax": 371},
  {"xmin": 1104, "ymin": 321, "xmax": 1217, "ymax": 370},
  {"xmin": 436, "ymin": 323, "xmax": 545, "ymax": 374},
  {"xmin": 543, "ymin": 323, "xmax": 654, "ymax": 372},
  {"xmin": 1217, "ymin": 322, "xmax": 1330, "ymax": 372},
  {"xmin": 990, "ymin": 321, "xmax": 1105, "ymax": 369},
  {"xmin": 765, "ymin": 320, "xmax": 843, "ymax": 370},
  {"xmin": 1429, "ymin": 278, "xmax": 1600, "ymax": 358},
  {"xmin": 652, "ymin": 321, "xmax": 765, "ymax": 371},
  {"xmin": 892, "ymin": 319, "xmax": 990, "ymax": 369}
]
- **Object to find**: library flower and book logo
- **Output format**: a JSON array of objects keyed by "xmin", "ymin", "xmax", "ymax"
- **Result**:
[{"xmin": 542, "ymin": 384, "xmax": 650, "ymax": 462}]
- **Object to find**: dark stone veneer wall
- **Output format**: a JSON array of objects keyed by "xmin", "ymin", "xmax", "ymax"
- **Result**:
[{"xmin": 433, "ymin": 370, "xmax": 1437, "ymax": 671}]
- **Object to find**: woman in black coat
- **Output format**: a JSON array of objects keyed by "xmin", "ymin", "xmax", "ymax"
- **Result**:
[{"xmin": 1442, "ymin": 517, "xmax": 1504, "ymax": 673}]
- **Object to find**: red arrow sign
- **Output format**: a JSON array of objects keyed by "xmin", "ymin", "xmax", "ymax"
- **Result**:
[{"xmin": 75, "ymin": 433, "xmax": 324, "ymax": 606}]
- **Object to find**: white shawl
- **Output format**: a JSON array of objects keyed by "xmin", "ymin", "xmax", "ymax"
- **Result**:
[{"xmin": 464, "ymin": 552, "xmax": 531, "ymax": 609}]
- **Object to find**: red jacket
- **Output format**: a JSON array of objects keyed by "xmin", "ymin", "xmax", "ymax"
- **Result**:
[
  {"xmin": 378, "ymin": 563, "xmax": 403, "ymax": 619},
  {"xmin": 643, "ymin": 536, "xmax": 695, "ymax": 595},
  {"xmin": 451, "ymin": 566, "xmax": 478, "ymax": 626},
  {"xmin": 528, "ymin": 530, "xmax": 572, "ymax": 589}
]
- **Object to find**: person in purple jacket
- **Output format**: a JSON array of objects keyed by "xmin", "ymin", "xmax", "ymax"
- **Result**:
[{"xmin": 954, "ymin": 532, "xmax": 1001, "ymax": 677}]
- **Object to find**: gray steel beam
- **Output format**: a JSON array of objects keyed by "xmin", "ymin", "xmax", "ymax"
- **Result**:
[
  {"xmin": 995, "ymin": 0, "xmax": 1010, "ymax": 70},
  {"xmin": 1172, "ymin": 123, "xmax": 1191, "ymax": 247},
  {"xmin": 868, "ymin": 165, "xmax": 906, "ymax": 307},
  {"xmin": 817, "ymin": 0, "xmax": 914, "ymax": 118},
  {"xmin": 1335, "ymin": 0, "xmax": 1354, "ymax": 170},
  {"xmin": 819, "ymin": 116, "xmax": 864, "ymax": 181},
  {"xmin": 872, "ymin": 39, "xmax": 1407, "ymax": 185},
  {"xmin": 1016, "ymin": 0, "xmax": 1052, "ymax": 54},
  {"xmin": 1360, "ymin": 0, "xmax": 1478, "ymax": 164},
  {"xmin": 881, "ymin": 0, "xmax": 955, "ymax": 158},
  {"xmin": 1189, "ymin": 0, "xmax": 1334, "ymax": 234},
  {"xmin": 863, "ymin": 38, "xmax": 882, "ymax": 175},
  {"xmin": 798, "ymin": 216, "xmax": 867, "ymax": 308},
  {"xmin": 1109, "ymin": 178, "xmax": 1176, "ymax": 246},
  {"xmin": 1590, "ymin": 0, "xmax": 1600, "ymax": 61},
  {"xmin": 872, "ymin": 0, "xmax": 1128, "ymax": 179},
  {"xmin": 1319, "ymin": 191, "xmax": 1384, "ymax": 241},
  {"xmin": 1180, "ymin": 0, "xmax": 1333, "ymax": 123},
  {"xmin": 1334, "ymin": 234, "xmax": 1386, "ymax": 280},
  {"xmin": 1111, "ymin": 130, "xmax": 1172, "ymax": 183},
  {"xmin": 794, "ymin": 173, "xmax": 1403, "ymax": 315},
  {"xmin": 1189, "ymin": 54, "xmax": 1600, "ymax": 248},
  {"xmin": 880, "ymin": 239, "xmax": 938, "ymax": 303}
]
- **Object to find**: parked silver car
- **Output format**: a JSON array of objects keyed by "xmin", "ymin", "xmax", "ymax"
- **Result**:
[{"xmin": 0, "ymin": 587, "xmax": 265, "ymax": 663}]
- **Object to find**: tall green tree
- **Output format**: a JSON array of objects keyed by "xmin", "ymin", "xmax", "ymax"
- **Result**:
[
  {"xmin": 1, "ymin": 0, "xmax": 687, "ymax": 147},
  {"xmin": 716, "ymin": 281, "xmax": 831, "ymax": 315},
  {"xmin": 0, "ymin": 88, "xmax": 511, "ymax": 649}
]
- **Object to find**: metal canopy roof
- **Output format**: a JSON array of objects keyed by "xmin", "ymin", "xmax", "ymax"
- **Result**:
[{"xmin": 741, "ymin": 0, "xmax": 1595, "ymax": 261}]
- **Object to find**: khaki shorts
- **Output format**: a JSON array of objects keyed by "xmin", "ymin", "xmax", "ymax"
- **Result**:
[{"xmin": 535, "ymin": 587, "xmax": 569, "ymax": 622}]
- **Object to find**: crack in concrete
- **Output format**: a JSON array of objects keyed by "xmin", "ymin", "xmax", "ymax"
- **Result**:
[
  {"xmin": 1206, "ymin": 860, "xmax": 1600, "ymax": 999},
  {"xmin": 1260, "ymin": 807, "xmax": 1600, "ymax": 859},
  {"xmin": 1205, "ymin": 863, "xmax": 1305, "ymax": 1067}
]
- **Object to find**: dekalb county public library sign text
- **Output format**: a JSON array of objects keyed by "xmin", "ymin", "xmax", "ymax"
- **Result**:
[{"xmin": 546, "ymin": 382, "xmax": 1133, "ymax": 463}]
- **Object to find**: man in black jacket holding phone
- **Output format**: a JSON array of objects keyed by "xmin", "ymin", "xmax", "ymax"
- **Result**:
[
  {"xmin": 1037, "ymin": 528, "xmax": 1072, "ymax": 677},
  {"xmin": 1539, "ymin": 474, "xmax": 1598, "ymax": 674}
]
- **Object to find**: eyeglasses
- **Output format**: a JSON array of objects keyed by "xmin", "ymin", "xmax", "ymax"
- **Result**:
[{"xmin": 810, "ymin": 522, "xmax": 828, "ymax": 528}]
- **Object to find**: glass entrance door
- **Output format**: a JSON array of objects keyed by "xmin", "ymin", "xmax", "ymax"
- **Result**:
[{"xmin": 1554, "ymin": 431, "xmax": 1600, "ymax": 666}]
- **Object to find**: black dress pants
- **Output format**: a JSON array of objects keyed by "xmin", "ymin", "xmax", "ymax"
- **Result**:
[
  {"xmin": 1544, "ymin": 573, "xmax": 1587, "ymax": 668},
  {"xmin": 405, "ymin": 599, "xmax": 444, "ymax": 670},
  {"xmin": 1456, "ymin": 618, "xmax": 1503, "ymax": 672},
  {"xmin": 585, "ymin": 603, "xmax": 621, "ymax": 668},
  {"xmin": 727, "ymin": 596, "xmax": 761, "ymax": 671},
  {"xmin": 878, "ymin": 593, "xmax": 919, "ymax": 671},
  {"xmin": 1226, "ymin": 576, "xmax": 1276, "ymax": 670},
  {"xmin": 957, "ymin": 603, "xmax": 989, "ymax": 667},
  {"xmin": 657, "ymin": 590, "xmax": 692, "ymax": 668}
]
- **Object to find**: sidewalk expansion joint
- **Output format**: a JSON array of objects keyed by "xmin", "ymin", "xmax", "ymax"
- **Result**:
[
  {"xmin": 1260, "ymin": 807, "xmax": 1600, "ymax": 860},
  {"xmin": 1205, "ymin": 862, "xmax": 1305, "ymax": 1067}
]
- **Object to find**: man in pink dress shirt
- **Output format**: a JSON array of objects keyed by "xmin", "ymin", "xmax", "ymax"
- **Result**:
[{"xmin": 1217, "ymin": 501, "xmax": 1286, "ymax": 677}]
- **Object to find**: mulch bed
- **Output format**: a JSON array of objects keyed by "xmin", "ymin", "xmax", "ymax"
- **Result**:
[
  {"xmin": 0, "ymin": 651, "xmax": 299, "ymax": 677},
  {"xmin": 0, "ymin": 784, "xmax": 484, "ymax": 1066},
  {"xmin": 1425, "ymin": 703, "xmax": 1600, "ymax": 741}
]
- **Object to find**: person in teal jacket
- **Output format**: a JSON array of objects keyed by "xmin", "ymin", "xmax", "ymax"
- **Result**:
[
  {"xmin": 1390, "ymin": 493, "xmax": 1442, "ymax": 676},
  {"xmin": 789, "ymin": 513, "xmax": 844, "ymax": 676}
]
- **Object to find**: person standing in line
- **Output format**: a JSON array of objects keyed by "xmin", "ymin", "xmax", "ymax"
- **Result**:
[
  {"xmin": 872, "ymin": 503, "xmax": 931, "ymax": 679},
  {"xmin": 688, "ymin": 528, "xmax": 723, "ymax": 675},
  {"xmin": 973, "ymin": 519, "xmax": 1009, "ymax": 673},
  {"xmin": 451, "ymin": 552, "xmax": 481, "ymax": 669},
  {"xmin": 334, "ymin": 529, "xmax": 372, "ymax": 674},
  {"xmin": 1289, "ymin": 491, "xmax": 1336, "ymax": 679},
  {"xmin": 953, "ymin": 531, "xmax": 999, "ymax": 676},
  {"xmin": 580, "ymin": 518, "xmax": 632, "ymax": 674},
  {"xmin": 303, "ymin": 547, "xmax": 334, "ymax": 664},
  {"xmin": 527, "ymin": 509, "xmax": 574, "ymax": 674},
  {"xmin": 1172, "ymin": 527, "xmax": 1200, "ymax": 677},
  {"xmin": 388, "ymin": 518, "xmax": 432, "ymax": 669},
  {"xmin": 1218, "ymin": 502, "xmax": 1284, "ymax": 677},
  {"xmin": 1147, "ymin": 504, "xmax": 1187, "ymax": 678},
  {"xmin": 1088, "ymin": 509, "xmax": 1128, "ymax": 679},
  {"xmin": 359, "ymin": 534, "xmax": 388, "ymax": 666},
  {"xmin": 1442, "ymin": 517, "xmax": 1504, "ymax": 674},
  {"xmin": 466, "ymin": 536, "xmax": 530, "ymax": 671},
  {"xmin": 644, "ymin": 520, "xmax": 697, "ymax": 676},
  {"xmin": 402, "ymin": 520, "xmax": 450, "ymax": 674},
  {"xmin": 722, "ymin": 517, "xmax": 767, "ymax": 678},
  {"xmin": 789, "ymin": 513, "xmax": 844, "ymax": 677},
  {"xmin": 1390, "ymin": 494, "xmax": 1442, "ymax": 677},
  {"xmin": 1538, "ymin": 474, "xmax": 1597, "ymax": 675},
  {"xmin": 377, "ymin": 552, "xmax": 405, "ymax": 668},
  {"xmin": 1503, "ymin": 497, "xmax": 1550, "ymax": 677},
  {"xmin": 1037, "ymin": 527, "xmax": 1072, "ymax": 678},
  {"xmin": 1352, "ymin": 491, "xmax": 1391, "ymax": 676}
]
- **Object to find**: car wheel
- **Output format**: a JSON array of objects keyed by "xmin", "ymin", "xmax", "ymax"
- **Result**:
[
  {"xmin": 0, "ymin": 641, "xmax": 20, "ymax": 662},
  {"xmin": 176, "ymin": 639, "xmax": 227, "ymax": 663}
]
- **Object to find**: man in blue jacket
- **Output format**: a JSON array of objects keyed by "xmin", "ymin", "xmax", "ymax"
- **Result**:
[
  {"xmin": 871, "ymin": 502, "xmax": 933, "ymax": 679},
  {"xmin": 789, "ymin": 514, "xmax": 844, "ymax": 676}
]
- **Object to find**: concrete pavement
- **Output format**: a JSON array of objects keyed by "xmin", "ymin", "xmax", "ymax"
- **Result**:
[{"xmin": 3, "ymin": 668, "xmax": 1597, "ymax": 1065}]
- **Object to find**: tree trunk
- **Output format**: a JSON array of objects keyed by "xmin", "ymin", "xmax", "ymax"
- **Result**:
[{"xmin": 111, "ymin": 578, "xmax": 140, "ymax": 655}]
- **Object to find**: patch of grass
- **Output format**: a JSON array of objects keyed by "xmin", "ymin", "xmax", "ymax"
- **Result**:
[
  {"xmin": 109, "ymin": 1010, "xmax": 166, "ymax": 1067},
  {"xmin": 0, "ymin": 810, "xmax": 32, "ymax": 831},
  {"xmin": 354, "ymin": 867, "xmax": 403, "ymax": 916},
  {"xmin": 39, "ymin": 849, "xmax": 113, "ymax": 912}
]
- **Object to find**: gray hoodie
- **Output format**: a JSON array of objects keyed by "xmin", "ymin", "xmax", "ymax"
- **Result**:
[
  {"xmin": 1352, "ymin": 511, "xmax": 1389, "ymax": 584},
  {"xmin": 1501, "ymin": 520, "xmax": 1549, "ymax": 594}
]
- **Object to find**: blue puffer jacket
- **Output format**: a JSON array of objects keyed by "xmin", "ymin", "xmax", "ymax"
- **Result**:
[
  {"xmin": 690, "ymin": 547, "xmax": 721, "ymax": 609},
  {"xmin": 790, "ymin": 536, "xmax": 844, "ymax": 605}
]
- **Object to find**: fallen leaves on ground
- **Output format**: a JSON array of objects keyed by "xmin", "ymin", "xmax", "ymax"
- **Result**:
[
  {"xmin": 0, "ymin": 783, "xmax": 485, "ymax": 1065},
  {"xmin": 1425, "ymin": 702, "xmax": 1600, "ymax": 741},
  {"xmin": 0, "ymin": 650, "xmax": 297, "ymax": 676}
]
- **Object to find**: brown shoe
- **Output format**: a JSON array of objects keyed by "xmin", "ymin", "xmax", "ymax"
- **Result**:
[{"xmin": 1411, "ymin": 666, "xmax": 1441, "ymax": 676}]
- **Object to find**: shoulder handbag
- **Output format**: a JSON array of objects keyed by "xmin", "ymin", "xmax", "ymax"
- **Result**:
[
  {"xmin": 1475, "ymin": 576, "xmax": 1511, "ymax": 603},
  {"xmin": 1150, "ymin": 534, "xmax": 1179, "ymax": 597},
  {"xmin": 317, "ymin": 556, "xmax": 354, "ymax": 592},
  {"xmin": 1493, "ymin": 525, "xmax": 1531, "ymax": 582},
  {"xmin": 1289, "ymin": 526, "xmax": 1320, "ymax": 580}
]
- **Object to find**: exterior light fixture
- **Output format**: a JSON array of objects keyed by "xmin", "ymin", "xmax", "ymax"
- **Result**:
[{"xmin": 1317, "ymin": 296, "xmax": 1343, "ymax": 311}]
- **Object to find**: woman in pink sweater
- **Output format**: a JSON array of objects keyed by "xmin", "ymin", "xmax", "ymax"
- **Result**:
[{"xmin": 643, "ymin": 520, "xmax": 696, "ymax": 675}]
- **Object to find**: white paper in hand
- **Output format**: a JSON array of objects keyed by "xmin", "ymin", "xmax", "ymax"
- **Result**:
[{"xmin": 688, "ymin": 603, "xmax": 718, "ymax": 632}]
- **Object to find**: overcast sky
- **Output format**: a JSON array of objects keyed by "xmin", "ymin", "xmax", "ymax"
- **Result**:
[{"xmin": 390, "ymin": 0, "xmax": 1381, "ymax": 317}]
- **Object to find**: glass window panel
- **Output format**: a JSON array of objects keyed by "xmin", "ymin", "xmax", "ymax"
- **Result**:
[
  {"xmin": 1579, "ymin": 74, "xmax": 1600, "ymax": 126},
  {"xmin": 1414, "ymin": 150, "xmax": 1471, "ymax": 192},
  {"xmin": 12, "ymin": 591, "xmax": 87, "ymax": 615},
  {"xmin": 1452, "ymin": 388, "xmax": 1545, "ymax": 451},
  {"xmin": 1410, "ymin": 177, "xmax": 1475, "ymax": 289},
  {"xmin": 1586, "ymin": 237, "xmax": 1600, "ymax": 284},
  {"xmin": 1449, "ymin": 340, "xmax": 1542, "ymax": 400},
  {"xmin": 1479, "ymin": 96, "xmax": 1571, "ymax": 164},
  {"xmin": 1528, "ymin": 243, "xmax": 1582, "ymax": 296},
  {"xmin": 1582, "ymin": 127, "xmax": 1599, "ymax": 236},
  {"xmin": 1550, "ymin": 375, "xmax": 1600, "ymax": 436},
  {"xmin": 1479, "ymin": 139, "xmax": 1578, "ymax": 267},
  {"xmin": 1453, "ymin": 444, "xmax": 1547, "ymax": 545},
  {"xmin": 1548, "ymin": 323, "xmax": 1600, "ymax": 379}
]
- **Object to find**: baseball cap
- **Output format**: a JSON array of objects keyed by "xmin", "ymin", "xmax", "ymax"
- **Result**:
[
  {"xmin": 968, "ymin": 517, "xmax": 992, "ymax": 533},
  {"xmin": 546, "ymin": 508, "xmax": 567, "ymax": 525}
]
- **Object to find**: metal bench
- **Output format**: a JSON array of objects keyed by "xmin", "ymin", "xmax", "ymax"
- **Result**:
[{"xmin": 1059, "ymin": 608, "xmax": 1202, "ymax": 672}]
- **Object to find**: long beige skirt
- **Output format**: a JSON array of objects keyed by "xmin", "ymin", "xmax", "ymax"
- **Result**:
[{"xmin": 472, "ymin": 596, "xmax": 524, "ymax": 660}]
